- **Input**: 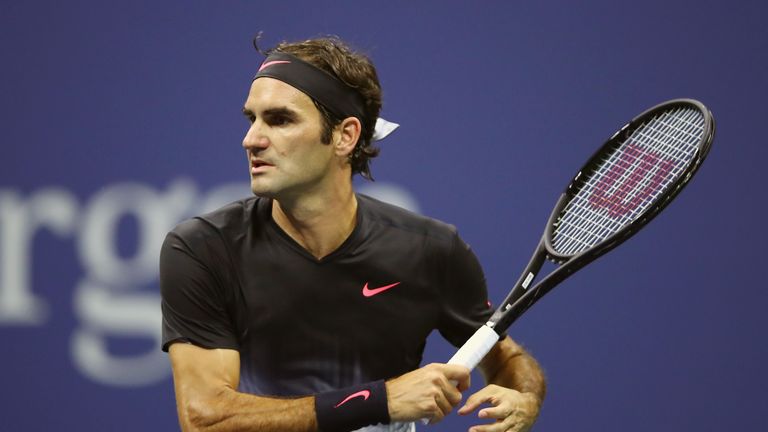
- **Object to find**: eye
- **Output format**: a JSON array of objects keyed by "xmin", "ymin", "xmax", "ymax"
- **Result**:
[
  {"xmin": 243, "ymin": 110, "xmax": 256, "ymax": 124},
  {"xmin": 266, "ymin": 114, "xmax": 291, "ymax": 126}
]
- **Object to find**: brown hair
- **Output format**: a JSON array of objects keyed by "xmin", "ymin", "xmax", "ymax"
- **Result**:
[{"xmin": 255, "ymin": 36, "xmax": 383, "ymax": 180}]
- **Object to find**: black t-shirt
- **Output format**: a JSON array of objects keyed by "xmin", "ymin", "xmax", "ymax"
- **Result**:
[{"xmin": 160, "ymin": 194, "xmax": 492, "ymax": 396}]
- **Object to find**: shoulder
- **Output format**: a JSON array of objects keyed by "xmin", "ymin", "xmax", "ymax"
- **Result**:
[
  {"xmin": 357, "ymin": 193, "xmax": 458, "ymax": 245},
  {"xmin": 165, "ymin": 196, "xmax": 260, "ymax": 249}
]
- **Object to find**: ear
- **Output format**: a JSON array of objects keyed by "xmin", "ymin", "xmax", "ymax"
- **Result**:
[{"xmin": 333, "ymin": 117, "xmax": 362, "ymax": 157}]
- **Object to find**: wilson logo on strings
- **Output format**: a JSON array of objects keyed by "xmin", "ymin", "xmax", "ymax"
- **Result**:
[{"xmin": 589, "ymin": 143, "xmax": 676, "ymax": 217}]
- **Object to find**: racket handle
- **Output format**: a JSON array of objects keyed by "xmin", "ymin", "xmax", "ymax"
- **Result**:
[
  {"xmin": 447, "ymin": 325, "xmax": 500, "ymax": 370},
  {"xmin": 420, "ymin": 325, "xmax": 500, "ymax": 425}
]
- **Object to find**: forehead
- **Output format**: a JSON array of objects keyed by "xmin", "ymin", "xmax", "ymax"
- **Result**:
[{"xmin": 245, "ymin": 77, "xmax": 316, "ymax": 112}]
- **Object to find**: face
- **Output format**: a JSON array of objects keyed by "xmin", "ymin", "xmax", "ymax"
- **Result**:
[{"xmin": 242, "ymin": 78, "xmax": 338, "ymax": 199}]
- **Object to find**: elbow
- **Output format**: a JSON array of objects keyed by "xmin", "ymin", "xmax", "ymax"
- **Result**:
[
  {"xmin": 183, "ymin": 403, "xmax": 214, "ymax": 432},
  {"xmin": 178, "ymin": 389, "xmax": 232, "ymax": 432}
]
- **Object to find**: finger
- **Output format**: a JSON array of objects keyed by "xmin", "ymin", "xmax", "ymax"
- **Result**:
[
  {"xmin": 472, "ymin": 407, "xmax": 532, "ymax": 432},
  {"xmin": 477, "ymin": 403, "xmax": 512, "ymax": 420},
  {"xmin": 435, "ymin": 391, "xmax": 454, "ymax": 417},
  {"xmin": 440, "ymin": 378, "xmax": 464, "ymax": 407},
  {"xmin": 458, "ymin": 385, "xmax": 499, "ymax": 415},
  {"xmin": 468, "ymin": 419, "xmax": 514, "ymax": 432},
  {"xmin": 439, "ymin": 364, "xmax": 471, "ymax": 391},
  {"xmin": 426, "ymin": 392, "xmax": 451, "ymax": 424},
  {"xmin": 458, "ymin": 393, "xmax": 485, "ymax": 415}
]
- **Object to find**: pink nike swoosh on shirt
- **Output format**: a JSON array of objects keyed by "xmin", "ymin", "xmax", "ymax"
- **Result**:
[
  {"xmin": 362, "ymin": 282, "xmax": 401, "ymax": 297},
  {"xmin": 334, "ymin": 390, "xmax": 371, "ymax": 408},
  {"xmin": 258, "ymin": 60, "xmax": 291, "ymax": 72}
]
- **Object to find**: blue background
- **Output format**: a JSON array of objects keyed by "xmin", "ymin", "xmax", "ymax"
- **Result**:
[{"xmin": 2, "ymin": 1, "xmax": 766, "ymax": 430}]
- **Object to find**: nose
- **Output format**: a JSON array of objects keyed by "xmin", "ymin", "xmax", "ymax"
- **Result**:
[{"xmin": 242, "ymin": 120, "xmax": 270, "ymax": 151}]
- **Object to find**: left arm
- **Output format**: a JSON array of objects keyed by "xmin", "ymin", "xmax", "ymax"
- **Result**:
[{"xmin": 457, "ymin": 336, "xmax": 546, "ymax": 432}]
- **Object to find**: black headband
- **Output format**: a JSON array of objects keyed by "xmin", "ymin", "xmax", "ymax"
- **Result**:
[{"xmin": 253, "ymin": 52, "xmax": 366, "ymax": 121}]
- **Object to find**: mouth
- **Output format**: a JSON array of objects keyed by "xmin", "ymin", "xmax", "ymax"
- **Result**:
[{"xmin": 250, "ymin": 158, "xmax": 274, "ymax": 174}]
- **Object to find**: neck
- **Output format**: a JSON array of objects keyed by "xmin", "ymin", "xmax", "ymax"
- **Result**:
[{"xmin": 271, "ymin": 182, "xmax": 358, "ymax": 260}]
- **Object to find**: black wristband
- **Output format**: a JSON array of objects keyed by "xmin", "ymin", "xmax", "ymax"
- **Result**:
[{"xmin": 315, "ymin": 380, "xmax": 390, "ymax": 432}]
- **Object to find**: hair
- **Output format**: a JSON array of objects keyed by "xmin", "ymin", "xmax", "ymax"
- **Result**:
[{"xmin": 254, "ymin": 35, "xmax": 383, "ymax": 180}]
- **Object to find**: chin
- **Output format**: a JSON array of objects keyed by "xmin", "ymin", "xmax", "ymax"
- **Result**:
[
  {"xmin": 249, "ymin": 179, "xmax": 279, "ymax": 198},
  {"xmin": 250, "ymin": 186, "xmax": 274, "ymax": 198},
  {"xmin": 249, "ymin": 179, "xmax": 267, "ymax": 195}
]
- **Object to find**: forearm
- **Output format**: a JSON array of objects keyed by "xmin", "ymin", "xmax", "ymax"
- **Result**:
[
  {"xmin": 178, "ymin": 387, "xmax": 317, "ymax": 432},
  {"xmin": 479, "ymin": 337, "xmax": 547, "ymax": 404}
]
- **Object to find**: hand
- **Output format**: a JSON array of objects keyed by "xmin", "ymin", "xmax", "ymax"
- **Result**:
[
  {"xmin": 457, "ymin": 384, "xmax": 540, "ymax": 432},
  {"xmin": 385, "ymin": 363, "xmax": 471, "ymax": 424}
]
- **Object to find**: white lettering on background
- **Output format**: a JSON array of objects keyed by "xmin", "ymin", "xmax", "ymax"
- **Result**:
[
  {"xmin": 0, "ymin": 188, "xmax": 78, "ymax": 324},
  {"xmin": 71, "ymin": 180, "xmax": 198, "ymax": 386}
]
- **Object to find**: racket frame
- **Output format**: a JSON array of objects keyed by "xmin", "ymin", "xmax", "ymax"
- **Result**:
[{"xmin": 487, "ymin": 98, "xmax": 714, "ymax": 334}]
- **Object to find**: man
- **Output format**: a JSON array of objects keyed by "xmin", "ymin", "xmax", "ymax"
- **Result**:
[{"xmin": 160, "ymin": 36, "xmax": 545, "ymax": 432}]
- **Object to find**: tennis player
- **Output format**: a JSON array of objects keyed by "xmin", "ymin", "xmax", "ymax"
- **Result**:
[{"xmin": 160, "ymin": 36, "xmax": 545, "ymax": 432}]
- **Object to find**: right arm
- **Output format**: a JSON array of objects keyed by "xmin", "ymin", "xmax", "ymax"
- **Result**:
[
  {"xmin": 170, "ymin": 342, "xmax": 470, "ymax": 431},
  {"xmin": 169, "ymin": 342, "xmax": 316, "ymax": 432}
]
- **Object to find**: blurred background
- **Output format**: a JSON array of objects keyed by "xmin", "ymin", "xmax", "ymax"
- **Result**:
[{"xmin": 2, "ymin": 1, "xmax": 766, "ymax": 430}]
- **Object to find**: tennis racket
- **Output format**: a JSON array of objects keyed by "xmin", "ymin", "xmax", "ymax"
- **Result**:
[{"xmin": 448, "ymin": 98, "xmax": 715, "ymax": 371}]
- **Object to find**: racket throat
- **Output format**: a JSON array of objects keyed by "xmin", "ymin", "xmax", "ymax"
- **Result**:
[
  {"xmin": 521, "ymin": 271, "xmax": 535, "ymax": 289},
  {"xmin": 489, "ymin": 271, "xmax": 533, "ymax": 326}
]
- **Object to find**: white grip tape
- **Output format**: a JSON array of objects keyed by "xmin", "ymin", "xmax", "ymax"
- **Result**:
[
  {"xmin": 420, "ymin": 326, "xmax": 499, "ymax": 425},
  {"xmin": 447, "ymin": 325, "xmax": 500, "ymax": 370}
]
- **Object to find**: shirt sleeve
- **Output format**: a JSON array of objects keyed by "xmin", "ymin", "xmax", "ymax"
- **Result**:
[
  {"xmin": 437, "ymin": 233, "xmax": 499, "ymax": 348},
  {"xmin": 159, "ymin": 219, "xmax": 240, "ymax": 352}
]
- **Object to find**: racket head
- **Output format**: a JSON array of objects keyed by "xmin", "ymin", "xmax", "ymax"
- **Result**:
[{"xmin": 544, "ymin": 99, "xmax": 714, "ymax": 262}]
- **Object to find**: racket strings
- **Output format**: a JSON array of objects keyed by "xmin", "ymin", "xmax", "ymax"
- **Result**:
[
  {"xmin": 555, "ymin": 107, "xmax": 701, "ymax": 251},
  {"xmin": 585, "ymin": 112, "xmax": 698, "ymax": 210},
  {"xmin": 554, "ymin": 107, "xmax": 703, "ymax": 253},
  {"xmin": 552, "ymin": 107, "xmax": 704, "ymax": 256}
]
